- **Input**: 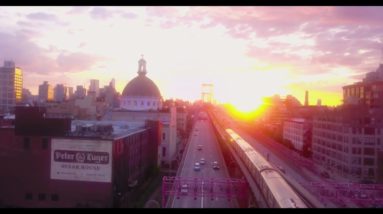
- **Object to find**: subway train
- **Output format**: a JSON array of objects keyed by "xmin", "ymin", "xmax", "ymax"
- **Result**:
[{"xmin": 226, "ymin": 128, "xmax": 307, "ymax": 208}]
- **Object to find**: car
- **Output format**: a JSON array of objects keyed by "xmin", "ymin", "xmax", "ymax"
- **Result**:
[
  {"xmin": 180, "ymin": 184, "xmax": 188, "ymax": 195},
  {"xmin": 360, "ymin": 193, "xmax": 368, "ymax": 199},
  {"xmin": 212, "ymin": 161, "xmax": 219, "ymax": 170},
  {"xmin": 194, "ymin": 162, "xmax": 201, "ymax": 171},
  {"xmin": 200, "ymin": 158, "xmax": 205, "ymax": 165}
]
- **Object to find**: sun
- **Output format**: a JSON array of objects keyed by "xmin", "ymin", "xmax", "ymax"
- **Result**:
[
  {"xmin": 233, "ymin": 99, "xmax": 263, "ymax": 113},
  {"xmin": 223, "ymin": 99, "xmax": 267, "ymax": 122}
]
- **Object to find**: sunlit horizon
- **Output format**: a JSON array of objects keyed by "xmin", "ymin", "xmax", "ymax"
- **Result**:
[{"xmin": 1, "ymin": 6, "xmax": 382, "ymax": 110}]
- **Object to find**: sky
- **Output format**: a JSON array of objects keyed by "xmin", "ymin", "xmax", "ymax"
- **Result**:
[{"xmin": 1, "ymin": 6, "xmax": 383, "ymax": 111}]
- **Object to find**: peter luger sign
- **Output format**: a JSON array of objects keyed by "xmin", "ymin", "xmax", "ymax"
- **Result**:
[{"xmin": 51, "ymin": 139, "xmax": 112, "ymax": 183}]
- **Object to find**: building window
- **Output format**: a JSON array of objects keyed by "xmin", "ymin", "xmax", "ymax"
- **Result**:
[
  {"xmin": 24, "ymin": 137, "xmax": 30, "ymax": 150},
  {"xmin": 368, "ymin": 168, "xmax": 375, "ymax": 176},
  {"xmin": 162, "ymin": 147, "xmax": 166, "ymax": 157},
  {"xmin": 364, "ymin": 148, "xmax": 375, "ymax": 155},
  {"xmin": 162, "ymin": 133, "xmax": 165, "ymax": 140},
  {"xmin": 25, "ymin": 193, "xmax": 33, "ymax": 200},
  {"xmin": 141, "ymin": 101, "xmax": 144, "ymax": 105},
  {"xmin": 38, "ymin": 193, "xmax": 46, "ymax": 201},
  {"xmin": 51, "ymin": 194, "xmax": 59, "ymax": 201},
  {"xmin": 42, "ymin": 138, "xmax": 48, "ymax": 149},
  {"xmin": 364, "ymin": 158, "xmax": 374, "ymax": 166},
  {"xmin": 147, "ymin": 101, "xmax": 150, "ymax": 106}
]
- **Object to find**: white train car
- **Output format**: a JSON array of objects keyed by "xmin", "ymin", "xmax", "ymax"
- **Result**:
[{"xmin": 226, "ymin": 129, "xmax": 307, "ymax": 208}]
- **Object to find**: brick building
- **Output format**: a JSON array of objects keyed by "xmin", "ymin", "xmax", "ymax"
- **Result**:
[{"xmin": 0, "ymin": 106, "xmax": 160, "ymax": 207}]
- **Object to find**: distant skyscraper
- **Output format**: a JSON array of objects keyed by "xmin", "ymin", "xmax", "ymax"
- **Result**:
[
  {"xmin": 304, "ymin": 90, "xmax": 309, "ymax": 106},
  {"xmin": 38, "ymin": 81, "xmax": 54, "ymax": 102},
  {"xmin": 75, "ymin": 85, "xmax": 87, "ymax": 99},
  {"xmin": 89, "ymin": 79, "xmax": 100, "ymax": 97},
  {"xmin": 0, "ymin": 61, "xmax": 23, "ymax": 113},
  {"xmin": 317, "ymin": 99, "xmax": 322, "ymax": 106},
  {"xmin": 67, "ymin": 87, "xmax": 74, "ymax": 99},
  {"xmin": 54, "ymin": 84, "xmax": 67, "ymax": 102},
  {"xmin": 109, "ymin": 78, "xmax": 115, "ymax": 89}
]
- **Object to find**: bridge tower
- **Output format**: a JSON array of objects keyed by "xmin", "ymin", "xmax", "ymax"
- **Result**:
[{"xmin": 201, "ymin": 83, "xmax": 214, "ymax": 103}]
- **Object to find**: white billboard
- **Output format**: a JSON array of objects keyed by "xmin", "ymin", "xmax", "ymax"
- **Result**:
[{"xmin": 51, "ymin": 138, "xmax": 113, "ymax": 183}]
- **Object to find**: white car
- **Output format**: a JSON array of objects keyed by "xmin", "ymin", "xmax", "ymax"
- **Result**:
[
  {"xmin": 200, "ymin": 158, "xmax": 206, "ymax": 165},
  {"xmin": 212, "ymin": 161, "xmax": 220, "ymax": 170},
  {"xmin": 194, "ymin": 162, "xmax": 201, "ymax": 171},
  {"xmin": 180, "ymin": 184, "xmax": 188, "ymax": 195}
]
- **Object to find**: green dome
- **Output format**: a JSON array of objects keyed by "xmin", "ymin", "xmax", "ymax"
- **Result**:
[{"xmin": 122, "ymin": 75, "xmax": 161, "ymax": 98}]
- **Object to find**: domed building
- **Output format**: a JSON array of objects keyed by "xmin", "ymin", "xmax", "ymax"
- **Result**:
[
  {"xmin": 120, "ymin": 57, "xmax": 162, "ymax": 111},
  {"xmin": 106, "ymin": 56, "xmax": 180, "ymax": 169}
]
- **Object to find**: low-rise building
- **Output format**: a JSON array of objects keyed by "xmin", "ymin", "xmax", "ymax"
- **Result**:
[
  {"xmin": 312, "ymin": 106, "xmax": 383, "ymax": 183},
  {"xmin": 0, "ymin": 106, "xmax": 160, "ymax": 208},
  {"xmin": 104, "ymin": 107, "xmax": 177, "ymax": 168},
  {"xmin": 283, "ymin": 118, "xmax": 312, "ymax": 157}
]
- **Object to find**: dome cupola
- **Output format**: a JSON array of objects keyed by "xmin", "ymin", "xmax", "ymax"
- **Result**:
[{"xmin": 120, "ymin": 56, "xmax": 162, "ymax": 111}]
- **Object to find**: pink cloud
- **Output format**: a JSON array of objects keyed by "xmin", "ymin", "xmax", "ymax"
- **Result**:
[
  {"xmin": 89, "ymin": 7, "xmax": 138, "ymax": 20},
  {"xmin": 56, "ymin": 52, "xmax": 102, "ymax": 73},
  {"xmin": 148, "ymin": 7, "xmax": 383, "ymax": 79},
  {"xmin": 27, "ymin": 12, "xmax": 57, "ymax": 21},
  {"xmin": 90, "ymin": 7, "xmax": 113, "ymax": 20},
  {"xmin": 0, "ymin": 31, "xmax": 102, "ymax": 75}
]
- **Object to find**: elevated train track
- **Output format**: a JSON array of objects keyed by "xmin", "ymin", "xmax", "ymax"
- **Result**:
[
  {"xmin": 225, "ymin": 129, "xmax": 307, "ymax": 208},
  {"xmin": 209, "ymin": 109, "xmax": 319, "ymax": 208}
]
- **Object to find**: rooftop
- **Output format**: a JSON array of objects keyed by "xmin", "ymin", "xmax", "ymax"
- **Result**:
[
  {"xmin": 68, "ymin": 120, "xmax": 148, "ymax": 140},
  {"xmin": 285, "ymin": 118, "xmax": 307, "ymax": 123}
]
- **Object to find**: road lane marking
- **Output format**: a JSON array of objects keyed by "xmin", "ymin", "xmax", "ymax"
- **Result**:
[{"xmin": 201, "ymin": 180, "xmax": 204, "ymax": 208}]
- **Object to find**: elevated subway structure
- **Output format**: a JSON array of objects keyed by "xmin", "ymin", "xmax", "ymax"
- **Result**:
[{"xmin": 208, "ymin": 108, "xmax": 323, "ymax": 208}]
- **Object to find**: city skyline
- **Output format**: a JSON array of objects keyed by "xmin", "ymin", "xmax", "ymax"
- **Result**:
[{"xmin": 1, "ymin": 6, "xmax": 383, "ymax": 111}]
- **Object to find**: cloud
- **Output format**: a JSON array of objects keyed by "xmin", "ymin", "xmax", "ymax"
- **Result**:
[
  {"xmin": 89, "ymin": 7, "xmax": 138, "ymax": 20},
  {"xmin": 331, "ymin": 7, "xmax": 383, "ymax": 26},
  {"xmin": 66, "ymin": 6, "xmax": 92, "ymax": 15},
  {"xmin": 90, "ymin": 7, "xmax": 114, "ymax": 20},
  {"xmin": 146, "ymin": 7, "xmax": 180, "ymax": 17},
  {"xmin": 121, "ymin": 11, "xmax": 137, "ymax": 19},
  {"xmin": 25, "ymin": 12, "xmax": 68, "ymax": 26},
  {"xmin": 26, "ymin": 12, "xmax": 57, "ymax": 21},
  {"xmin": 0, "ymin": 31, "xmax": 55, "ymax": 74},
  {"xmin": 0, "ymin": 30, "xmax": 104, "ymax": 94},
  {"xmin": 56, "ymin": 52, "xmax": 102, "ymax": 73},
  {"xmin": 0, "ymin": 31, "xmax": 102, "ymax": 74}
]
